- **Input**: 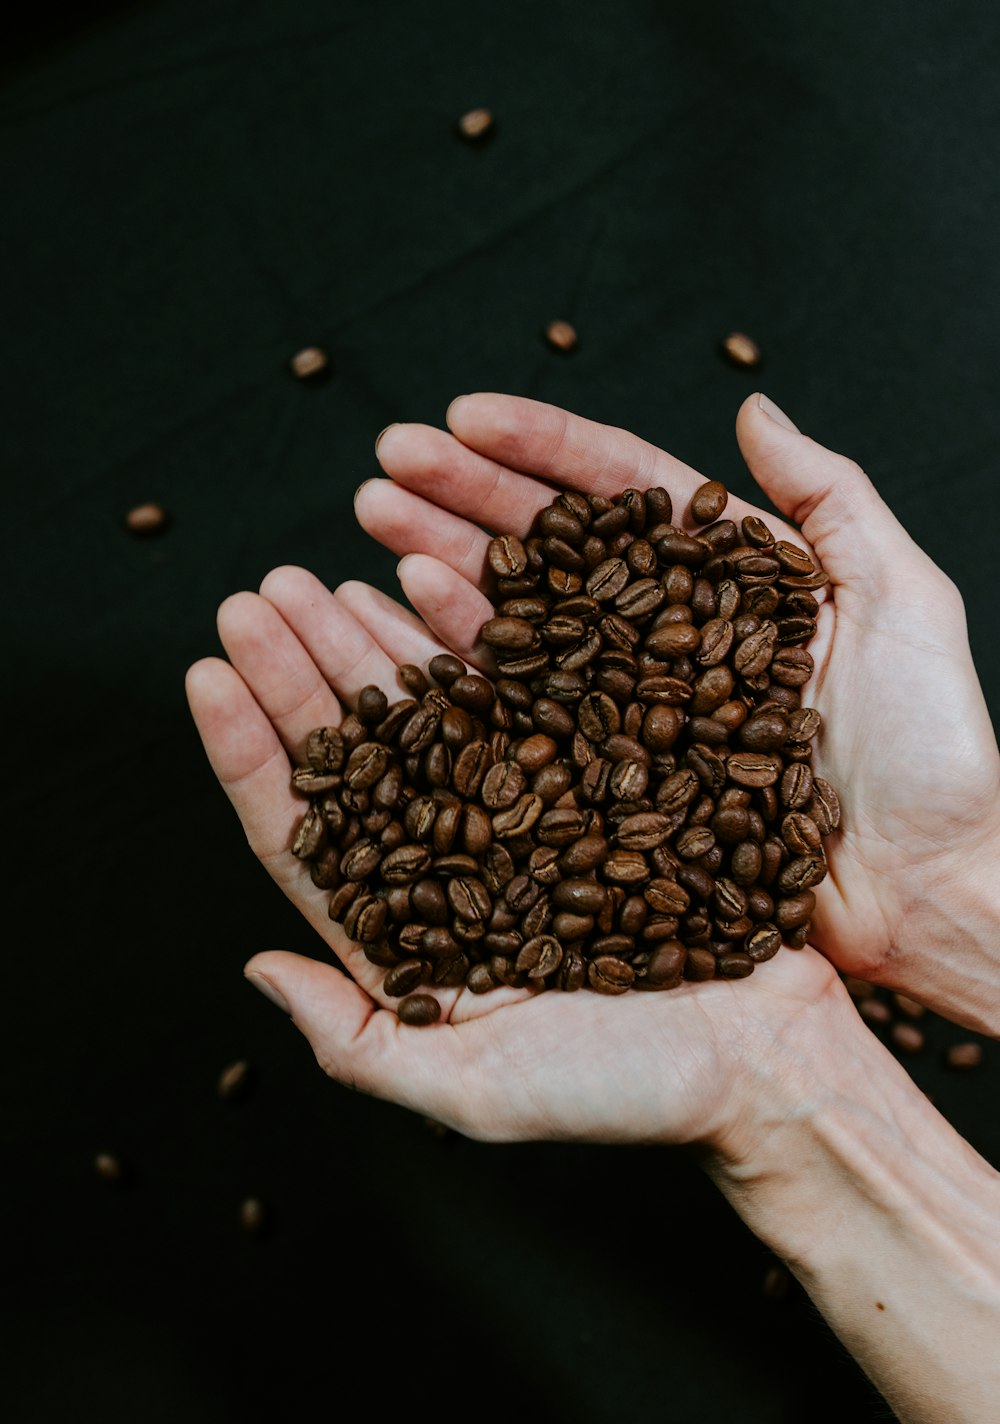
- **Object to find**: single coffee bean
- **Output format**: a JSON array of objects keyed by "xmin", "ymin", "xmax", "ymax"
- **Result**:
[
  {"xmin": 809, "ymin": 777, "xmax": 842, "ymax": 833},
  {"xmin": 516, "ymin": 935, "xmax": 564, "ymax": 978},
  {"xmin": 487, "ymin": 534, "xmax": 528, "ymax": 578},
  {"xmin": 427, "ymin": 654, "xmax": 464, "ymax": 686},
  {"xmin": 383, "ymin": 959, "xmax": 430, "ymax": 996},
  {"xmin": 945, "ymin": 1042, "xmax": 984, "ymax": 1070},
  {"xmin": 398, "ymin": 994, "xmax": 441, "ymax": 1026},
  {"xmin": 545, "ymin": 319, "xmax": 577, "ymax": 352},
  {"xmin": 859, "ymin": 997, "xmax": 892, "ymax": 1027},
  {"xmin": 717, "ymin": 951, "xmax": 754, "ymax": 979},
  {"xmin": 689, "ymin": 480, "xmax": 728, "ymax": 525},
  {"xmin": 588, "ymin": 957, "xmax": 635, "ymax": 994},
  {"xmin": 890, "ymin": 1022, "xmax": 925, "ymax": 1055},
  {"xmin": 780, "ymin": 762, "xmax": 814, "ymax": 809},
  {"xmin": 775, "ymin": 890, "xmax": 816, "ymax": 930},
  {"xmin": 746, "ymin": 924, "xmax": 781, "ymax": 962}
]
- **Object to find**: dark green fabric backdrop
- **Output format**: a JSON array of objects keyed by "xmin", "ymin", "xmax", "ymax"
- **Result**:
[{"xmin": 4, "ymin": 2, "xmax": 999, "ymax": 1420}]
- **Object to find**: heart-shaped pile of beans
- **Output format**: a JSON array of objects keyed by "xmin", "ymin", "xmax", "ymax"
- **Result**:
[{"xmin": 290, "ymin": 481, "xmax": 839, "ymax": 1024}]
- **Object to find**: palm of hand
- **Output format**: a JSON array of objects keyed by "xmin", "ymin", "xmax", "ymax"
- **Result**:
[
  {"xmin": 809, "ymin": 574, "xmax": 999, "ymax": 975},
  {"xmin": 356, "ymin": 392, "xmax": 1000, "ymax": 986},
  {"xmin": 185, "ymin": 532, "xmax": 839, "ymax": 1149}
]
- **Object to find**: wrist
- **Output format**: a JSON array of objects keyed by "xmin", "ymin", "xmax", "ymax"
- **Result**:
[
  {"xmin": 702, "ymin": 977, "xmax": 1000, "ymax": 1423},
  {"xmin": 883, "ymin": 824, "xmax": 1000, "ymax": 1038}
]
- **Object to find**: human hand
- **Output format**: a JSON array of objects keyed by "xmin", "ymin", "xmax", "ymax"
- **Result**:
[
  {"xmin": 185, "ymin": 569, "xmax": 844, "ymax": 1146},
  {"xmin": 356, "ymin": 392, "xmax": 1000, "ymax": 1033}
]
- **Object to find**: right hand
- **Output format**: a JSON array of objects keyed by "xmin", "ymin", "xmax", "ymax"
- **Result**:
[{"xmin": 355, "ymin": 391, "xmax": 1000, "ymax": 1031}]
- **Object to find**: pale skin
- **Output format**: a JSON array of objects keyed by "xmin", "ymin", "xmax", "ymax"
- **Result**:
[{"xmin": 186, "ymin": 391, "xmax": 1000, "ymax": 1422}]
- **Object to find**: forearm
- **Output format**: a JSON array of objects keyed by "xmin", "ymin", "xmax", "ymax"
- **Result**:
[{"xmin": 705, "ymin": 988, "xmax": 1000, "ymax": 1423}]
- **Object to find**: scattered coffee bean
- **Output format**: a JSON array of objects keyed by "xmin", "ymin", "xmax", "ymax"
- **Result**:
[
  {"xmin": 858, "ymin": 997, "xmax": 892, "ymax": 1028},
  {"xmin": 945, "ymin": 1042, "xmax": 983, "ymax": 1070},
  {"xmin": 95, "ymin": 1152, "xmax": 123, "ymax": 1183},
  {"xmin": 124, "ymin": 502, "xmax": 168, "ymax": 535},
  {"xmin": 890, "ymin": 1022, "xmax": 925, "ymax": 1055},
  {"xmin": 457, "ymin": 107, "xmax": 494, "ymax": 141},
  {"xmin": 720, "ymin": 332, "xmax": 761, "ymax": 368},
  {"xmin": 218, "ymin": 1060, "xmax": 251, "ymax": 1100},
  {"xmin": 289, "ymin": 346, "xmax": 329, "ymax": 379},
  {"xmin": 239, "ymin": 1197, "xmax": 266, "ymax": 1234},
  {"xmin": 545, "ymin": 320, "xmax": 577, "ymax": 353},
  {"xmin": 289, "ymin": 481, "xmax": 838, "ymax": 1007}
]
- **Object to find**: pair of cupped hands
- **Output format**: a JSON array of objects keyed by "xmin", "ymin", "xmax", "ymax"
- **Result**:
[{"xmin": 186, "ymin": 391, "xmax": 1000, "ymax": 1167}]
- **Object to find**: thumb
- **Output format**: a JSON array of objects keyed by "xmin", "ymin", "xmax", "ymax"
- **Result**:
[
  {"xmin": 735, "ymin": 392, "xmax": 924, "ymax": 589},
  {"xmin": 243, "ymin": 950, "xmax": 379, "ymax": 1078}
]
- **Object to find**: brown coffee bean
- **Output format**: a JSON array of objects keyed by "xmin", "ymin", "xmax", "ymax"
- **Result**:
[
  {"xmin": 447, "ymin": 878, "xmax": 492, "ymax": 922},
  {"xmin": 545, "ymin": 319, "xmax": 577, "ymax": 352},
  {"xmin": 945, "ymin": 1042, "xmax": 984, "ymax": 1070},
  {"xmin": 859, "ymin": 997, "xmax": 892, "ymax": 1027},
  {"xmin": 492, "ymin": 793, "xmax": 544, "ymax": 838},
  {"xmin": 717, "ymin": 951, "xmax": 754, "ymax": 978},
  {"xmin": 776, "ymin": 853, "xmax": 827, "ymax": 894},
  {"xmin": 383, "ymin": 959, "xmax": 430, "ymax": 996},
  {"xmin": 780, "ymin": 762, "xmax": 814, "ymax": 810},
  {"xmin": 516, "ymin": 935, "xmax": 564, "ymax": 978},
  {"xmin": 689, "ymin": 481, "xmax": 728, "ymax": 525},
  {"xmin": 890, "ymin": 1022, "xmax": 925, "ymax": 1055},
  {"xmin": 775, "ymin": 891, "xmax": 816, "ymax": 930},
  {"xmin": 380, "ymin": 844, "xmax": 432, "ymax": 884},
  {"xmin": 809, "ymin": 777, "xmax": 841, "ymax": 833},
  {"xmin": 746, "ymin": 924, "xmax": 781, "ymax": 962},
  {"xmin": 487, "ymin": 534, "xmax": 528, "ymax": 578},
  {"xmin": 398, "ymin": 994, "xmax": 442, "ymax": 1025},
  {"xmin": 587, "ymin": 957, "xmax": 634, "ymax": 994},
  {"xmin": 515, "ymin": 733, "xmax": 559, "ymax": 772},
  {"xmin": 720, "ymin": 331, "xmax": 760, "ymax": 367}
]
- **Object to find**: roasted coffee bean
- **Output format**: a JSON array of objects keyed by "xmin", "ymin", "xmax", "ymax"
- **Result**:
[
  {"xmin": 383, "ymin": 959, "xmax": 430, "ymax": 996},
  {"xmin": 515, "ymin": 734, "xmax": 558, "ymax": 772},
  {"xmin": 551, "ymin": 879, "xmax": 608, "ymax": 915},
  {"xmin": 481, "ymin": 760, "xmax": 527, "ymax": 810},
  {"xmin": 777, "ymin": 854, "xmax": 827, "ymax": 894},
  {"xmin": 691, "ymin": 619, "xmax": 730, "ymax": 668},
  {"xmin": 344, "ymin": 743, "xmax": 390, "ymax": 790},
  {"xmin": 780, "ymin": 762, "xmax": 814, "ymax": 810},
  {"xmin": 775, "ymin": 890, "xmax": 816, "ymax": 930},
  {"xmin": 746, "ymin": 924, "xmax": 781, "ymax": 962},
  {"xmin": 447, "ymin": 877, "xmax": 492, "ymax": 922},
  {"xmin": 890, "ymin": 1022, "xmax": 925, "ymax": 1055},
  {"xmin": 515, "ymin": 935, "xmax": 563, "ymax": 978},
  {"xmin": 533, "ymin": 761, "xmax": 573, "ymax": 802},
  {"xmin": 717, "ymin": 951, "xmax": 754, "ymax": 979},
  {"xmin": 781, "ymin": 811, "xmax": 822, "ymax": 855},
  {"xmin": 945, "ymin": 1042, "xmax": 984, "ymax": 1070},
  {"xmin": 689, "ymin": 481, "xmax": 728, "ymax": 525},
  {"xmin": 487, "ymin": 534, "xmax": 528, "ymax": 578},
  {"xmin": 809, "ymin": 777, "xmax": 842, "ymax": 833},
  {"xmin": 306, "ymin": 726, "xmax": 345, "ymax": 773},
  {"xmin": 398, "ymin": 994, "xmax": 442, "ymax": 1025},
  {"xmin": 587, "ymin": 956, "xmax": 634, "ymax": 994}
]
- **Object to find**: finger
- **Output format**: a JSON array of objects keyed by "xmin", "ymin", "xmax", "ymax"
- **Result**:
[
  {"xmin": 258, "ymin": 565, "xmax": 402, "ymax": 706},
  {"xmin": 734, "ymin": 393, "xmax": 933, "ymax": 593},
  {"xmin": 444, "ymin": 392, "xmax": 706, "ymax": 506},
  {"xmin": 332, "ymin": 578, "xmax": 477, "ymax": 673},
  {"xmin": 216, "ymin": 592, "xmax": 342, "ymax": 762},
  {"xmin": 354, "ymin": 477, "xmax": 491, "ymax": 586},
  {"xmin": 186, "ymin": 656, "xmax": 302, "ymax": 872},
  {"xmin": 396, "ymin": 554, "xmax": 497, "ymax": 669},
  {"xmin": 185, "ymin": 658, "xmax": 403, "ymax": 1001},
  {"xmin": 242, "ymin": 950, "xmax": 479, "ymax": 1123},
  {"xmin": 375, "ymin": 420, "xmax": 560, "ymax": 537},
  {"xmin": 445, "ymin": 393, "xmax": 829, "ymax": 553}
]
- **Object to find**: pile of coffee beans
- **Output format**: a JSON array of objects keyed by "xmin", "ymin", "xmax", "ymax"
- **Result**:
[{"xmin": 291, "ymin": 482, "xmax": 841, "ymax": 1022}]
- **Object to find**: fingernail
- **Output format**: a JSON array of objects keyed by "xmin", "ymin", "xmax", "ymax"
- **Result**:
[
  {"xmin": 375, "ymin": 423, "xmax": 398, "ymax": 455},
  {"xmin": 757, "ymin": 392, "xmax": 800, "ymax": 433},
  {"xmin": 245, "ymin": 971, "xmax": 290, "ymax": 1015},
  {"xmin": 445, "ymin": 395, "xmax": 470, "ymax": 424}
]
